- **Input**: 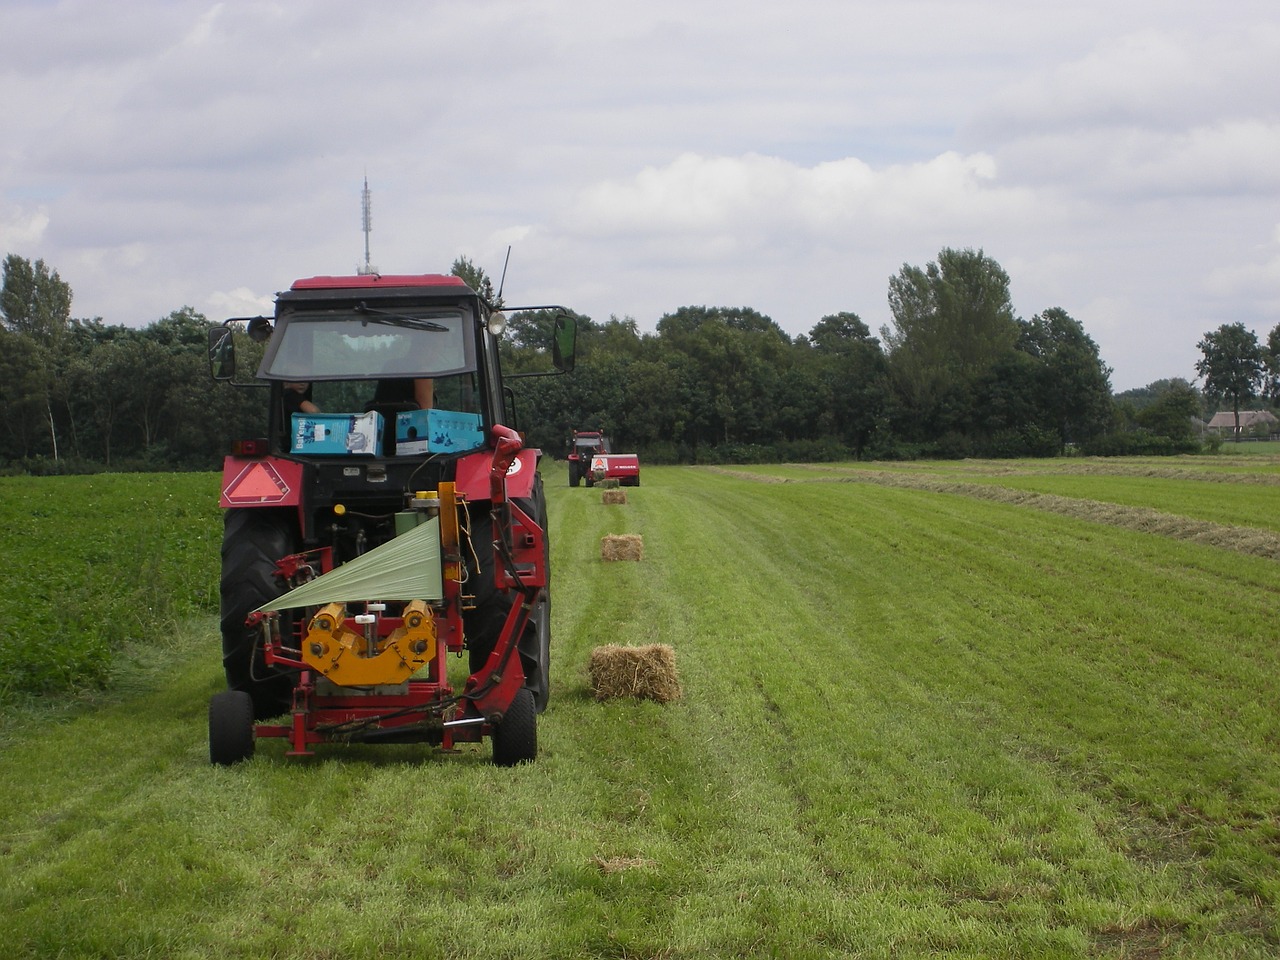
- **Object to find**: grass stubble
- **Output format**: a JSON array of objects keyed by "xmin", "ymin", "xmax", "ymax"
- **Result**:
[{"xmin": 1, "ymin": 461, "xmax": 1278, "ymax": 958}]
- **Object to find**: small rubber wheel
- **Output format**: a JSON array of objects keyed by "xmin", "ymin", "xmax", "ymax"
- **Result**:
[
  {"xmin": 491, "ymin": 687, "xmax": 537, "ymax": 766},
  {"xmin": 209, "ymin": 690, "xmax": 256, "ymax": 765}
]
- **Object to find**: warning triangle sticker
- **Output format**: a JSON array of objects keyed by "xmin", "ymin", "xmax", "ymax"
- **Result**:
[{"xmin": 224, "ymin": 462, "xmax": 290, "ymax": 503}]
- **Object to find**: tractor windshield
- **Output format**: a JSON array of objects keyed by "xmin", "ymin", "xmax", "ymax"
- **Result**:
[{"xmin": 257, "ymin": 307, "xmax": 475, "ymax": 381}]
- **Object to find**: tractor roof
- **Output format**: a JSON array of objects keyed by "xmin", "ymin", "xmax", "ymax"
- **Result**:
[{"xmin": 290, "ymin": 274, "xmax": 469, "ymax": 291}]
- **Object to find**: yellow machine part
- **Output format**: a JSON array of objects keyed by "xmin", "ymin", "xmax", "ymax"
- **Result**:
[
  {"xmin": 301, "ymin": 600, "xmax": 437, "ymax": 686},
  {"xmin": 436, "ymin": 482, "xmax": 463, "ymax": 584}
]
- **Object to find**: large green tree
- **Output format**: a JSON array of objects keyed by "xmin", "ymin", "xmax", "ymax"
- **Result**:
[
  {"xmin": 882, "ymin": 248, "xmax": 1019, "ymax": 443},
  {"xmin": 1195, "ymin": 322, "xmax": 1264, "ymax": 436},
  {"xmin": 1017, "ymin": 307, "xmax": 1113, "ymax": 448},
  {"xmin": 450, "ymin": 256, "xmax": 499, "ymax": 306},
  {"xmin": 1264, "ymin": 322, "xmax": 1280, "ymax": 403},
  {"xmin": 0, "ymin": 329, "xmax": 55, "ymax": 459},
  {"xmin": 802, "ymin": 312, "xmax": 888, "ymax": 457},
  {"xmin": 1135, "ymin": 379, "xmax": 1201, "ymax": 440},
  {"xmin": 1, "ymin": 254, "xmax": 72, "ymax": 341}
]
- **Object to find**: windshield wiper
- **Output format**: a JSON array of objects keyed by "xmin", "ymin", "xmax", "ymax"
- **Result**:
[{"xmin": 354, "ymin": 302, "xmax": 452, "ymax": 332}]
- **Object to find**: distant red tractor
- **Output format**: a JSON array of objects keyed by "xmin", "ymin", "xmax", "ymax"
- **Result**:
[
  {"xmin": 566, "ymin": 430, "xmax": 639, "ymax": 487},
  {"xmin": 206, "ymin": 273, "xmax": 576, "ymax": 766}
]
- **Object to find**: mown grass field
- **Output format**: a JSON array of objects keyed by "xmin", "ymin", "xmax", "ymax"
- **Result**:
[{"xmin": 2, "ymin": 456, "xmax": 1278, "ymax": 959}]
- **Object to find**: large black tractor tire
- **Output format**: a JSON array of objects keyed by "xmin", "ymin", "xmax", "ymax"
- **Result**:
[
  {"xmin": 519, "ymin": 472, "xmax": 552, "ymax": 713},
  {"xmin": 209, "ymin": 690, "xmax": 256, "ymax": 765},
  {"xmin": 568, "ymin": 461, "xmax": 580, "ymax": 487},
  {"xmin": 520, "ymin": 593, "xmax": 551, "ymax": 714},
  {"xmin": 491, "ymin": 687, "xmax": 537, "ymax": 766},
  {"xmin": 220, "ymin": 510, "xmax": 297, "ymax": 720},
  {"xmin": 464, "ymin": 474, "xmax": 552, "ymax": 714}
]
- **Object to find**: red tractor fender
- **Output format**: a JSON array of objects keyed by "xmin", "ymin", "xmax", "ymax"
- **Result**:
[{"xmin": 455, "ymin": 446, "xmax": 540, "ymax": 501}]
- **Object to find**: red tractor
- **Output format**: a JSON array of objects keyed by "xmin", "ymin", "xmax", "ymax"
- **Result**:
[
  {"xmin": 206, "ymin": 273, "xmax": 575, "ymax": 765},
  {"xmin": 567, "ymin": 430, "xmax": 640, "ymax": 487}
]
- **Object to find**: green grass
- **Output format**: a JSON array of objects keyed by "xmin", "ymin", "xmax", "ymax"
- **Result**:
[
  {"xmin": 0, "ymin": 473, "xmax": 221, "ymax": 697},
  {"xmin": 2, "ymin": 465, "xmax": 1279, "ymax": 957}
]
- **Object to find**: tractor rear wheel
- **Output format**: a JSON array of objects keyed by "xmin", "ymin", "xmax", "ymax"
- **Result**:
[
  {"xmin": 491, "ymin": 687, "xmax": 537, "ymax": 766},
  {"xmin": 568, "ymin": 461, "xmax": 580, "ymax": 487},
  {"xmin": 209, "ymin": 690, "xmax": 256, "ymax": 765},
  {"xmin": 465, "ymin": 475, "xmax": 552, "ymax": 715},
  {"xmin": 519, "ymin": 474, "xmax": 551, "ymax": 713},
  {"xmin": 220, "ymin": 509, "xmax": 296, "ymax": 720},
  {"xmin": 520, "ymin": 593, "xmax": 551, "ymax": 713}
]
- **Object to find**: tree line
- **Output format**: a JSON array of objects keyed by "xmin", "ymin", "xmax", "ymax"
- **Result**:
[{"xmin": 3, "ymin": 249, "xmax": 1278, "ymax": 474}]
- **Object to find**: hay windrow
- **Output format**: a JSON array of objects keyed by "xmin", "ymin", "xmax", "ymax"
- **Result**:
[
  {"xmin": 601, "ymin": 534, "xmax": 644, "ymax": 561},
  {"xmin": 857, "ymin": 473, "xmax": 1280, "ymax": 561},
  {"xmin": 791, "ymin": 458, "xmax": 1280, "ymax": 486},
  {"xmin": 704, "ymin": 465, "xmax": 1280, "ymax": 561},
  {"xmin": 588, "ymin": 644, "xmax": 681, "ymax": 703}
]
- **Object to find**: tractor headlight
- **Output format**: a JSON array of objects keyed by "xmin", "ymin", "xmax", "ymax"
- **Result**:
[{"xmin": 487, "ymin": 312, "xmax": 507, "ymax": 336}]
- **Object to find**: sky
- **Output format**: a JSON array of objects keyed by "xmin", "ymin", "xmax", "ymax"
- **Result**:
[{"xmin": 2, "ymin": 1, "xmax": 1279, "ymax": 392}]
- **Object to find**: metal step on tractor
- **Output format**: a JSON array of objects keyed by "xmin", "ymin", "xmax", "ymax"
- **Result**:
[{"xmin": 206, "ymin": 272, "xmax": 575, "ymax": 765}]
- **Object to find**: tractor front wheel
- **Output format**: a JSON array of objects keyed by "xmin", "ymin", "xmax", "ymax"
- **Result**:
[
  {"xmin": 491, "ymin": 687, "xmax": 537, "ymax": 766},
  {"xmin": 209, "ymin": 690, "xmax": 256, "ymax": 765}
]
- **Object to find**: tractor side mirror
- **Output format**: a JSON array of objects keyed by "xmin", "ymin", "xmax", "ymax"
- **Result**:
[
  {"xmin": 552, "ymin": 313, "xmax": 577, "ymax": 373},
  {"xmin": 208, "ymin": 327, "xmax": 236, "ymax": 381}
]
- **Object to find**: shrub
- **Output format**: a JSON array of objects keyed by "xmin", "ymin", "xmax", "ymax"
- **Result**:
[{"xmin": 1081, "ymin": 430, "xmax": 1201, "ymax": 457}]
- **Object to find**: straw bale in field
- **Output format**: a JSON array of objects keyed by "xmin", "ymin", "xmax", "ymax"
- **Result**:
[
  {"xmin": 602, "ymin": 489, "xmax": 628, "ymax": 505},
  {"xmin": 598, "ymin": 478, "xmax": 621, "ymax": 489},
  {"xmin": 589, "ymin": 644, "xmax": 681, "ymax": 703},
  {"xmin": 601, "ymin": 533, "xmax": 643, "ymax": 561}
]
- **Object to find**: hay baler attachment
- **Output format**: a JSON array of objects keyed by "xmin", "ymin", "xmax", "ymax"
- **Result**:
[{"xmin": 209, "ymin": 434, "xmax": 545, "ymax": 767}]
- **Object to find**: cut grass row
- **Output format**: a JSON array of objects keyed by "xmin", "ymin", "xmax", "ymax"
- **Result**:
[
  {"xmin": 737, "ymin": 455, "xmax": 1280, "ymax": 536},
  {"xmin": 2, "ymin": 465, "xmax": 1278, "ymax": 958}
]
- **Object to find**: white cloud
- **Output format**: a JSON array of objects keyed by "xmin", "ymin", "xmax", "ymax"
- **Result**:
[
  {"xmin": 567, "ymin": 151, "xmax": 1039, "ymax": 244},
  {"xmin": 206, "ymin": 286, "xmax": 275, "ymax": 319},
  {"xmin": 1204, "ymin": 225, "xmax": 1280, "ymax": 316},
  {"xmin": 0, "ymin": 203, "xmax": 50, "ymax": 250}
]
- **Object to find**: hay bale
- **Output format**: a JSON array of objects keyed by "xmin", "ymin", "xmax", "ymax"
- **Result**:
[
  {"xmin": 601, "ymin": 533, "xmax": 643, "ymax": 561},
  {"xmin": 598, "ymin": 478, "xmax": 621, "ymax": 489},
  {"xmin": 601, "ymin": 489, "xmax": 628, "ymax": 505},
  {"xmin": 589, "ymin": 644, "xmax": 681, "ymax": 703}
]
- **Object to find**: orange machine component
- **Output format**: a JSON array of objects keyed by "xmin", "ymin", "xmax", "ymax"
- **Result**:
[{"xmin": 301, "ymin": 600, "xmax": 436, "ymax": 686}]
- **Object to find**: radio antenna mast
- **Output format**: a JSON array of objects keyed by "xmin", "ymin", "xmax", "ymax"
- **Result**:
[
  {"xmin": 358, "ymin": 175, "xmax": 376, "ymax": 275},
  {"xmin": 495, "ymin": 245, "xmax": 512, "ymax": 306}
]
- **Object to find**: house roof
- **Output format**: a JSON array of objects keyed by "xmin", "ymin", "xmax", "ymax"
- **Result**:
[{"xmin": 1206, "ymin": 410, "xmax": 1279, "ymax": 428}]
